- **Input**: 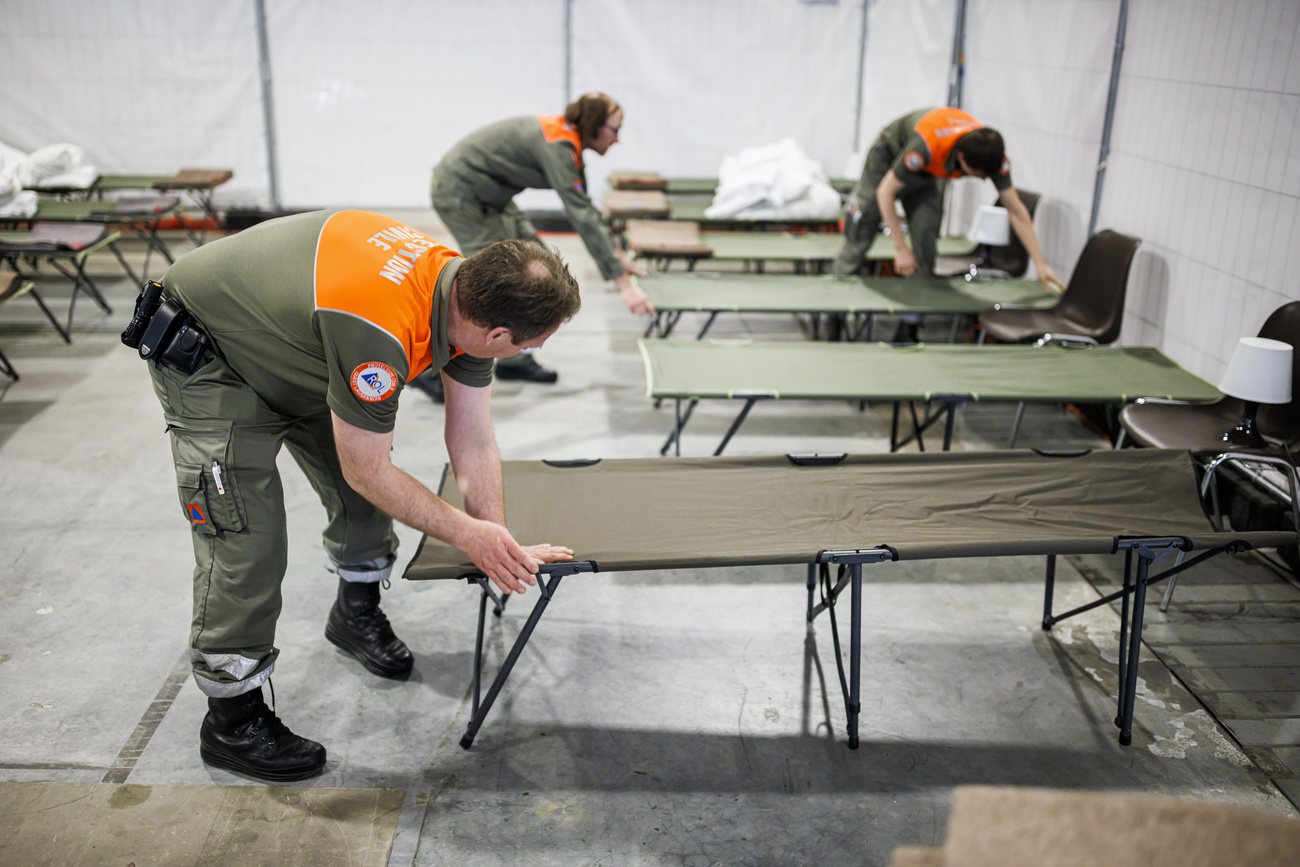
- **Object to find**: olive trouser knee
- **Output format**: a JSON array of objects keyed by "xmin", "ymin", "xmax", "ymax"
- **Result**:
[
  {"xmin": 431, "ymin": 176, "xmax": 543, "ymax": 369},
  {"xmin": 833, "ymin": 142, "xmax": 944, "ymax": 279},
  {"xmin": 150, "ymin": 352, "xmax": 397, "ymax": 697},
  {"xmin": 430, "ymin": 176, "xmax": 541, "ymax": 257}
]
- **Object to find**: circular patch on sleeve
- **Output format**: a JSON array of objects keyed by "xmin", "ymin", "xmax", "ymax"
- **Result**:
[
  {"xmin": 903, "ymin": 151, "xmax": 924, "ymax": 171},
  {"xmin": 1001, "ymin": 156, "xmax": 1012, "ymax": 175},
  {"xmin": 350, "ymin": 361, "xmax": 399, "ymax": 402}
]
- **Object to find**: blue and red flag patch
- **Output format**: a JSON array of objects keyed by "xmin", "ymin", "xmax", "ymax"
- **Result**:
[{"xmin": 186, "ymin": 503, "xmax": 207, "ymax": 524}]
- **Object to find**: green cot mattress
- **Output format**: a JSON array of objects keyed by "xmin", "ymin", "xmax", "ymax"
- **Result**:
[{"xmin": 639, "ymin": 340, "xmax": 1223, "ymax": 405}]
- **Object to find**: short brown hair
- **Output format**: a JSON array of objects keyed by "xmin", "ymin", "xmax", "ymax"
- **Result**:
[
  {"xmin": 564, "ymin": 91, "xmax": 621, "ymax": 144},
  {"xmin": 456, "ymin": 240, "xmax": 582, "ymax": 342},
  {"xmin": 955, "ymin": 127, "xmax": 1005, "ymax": 177}
]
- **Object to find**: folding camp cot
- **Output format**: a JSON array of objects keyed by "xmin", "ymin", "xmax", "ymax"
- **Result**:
[
  {"xmin": 0, "ymin": 222, "xmax": 124, "ymax": 341},
  {"xmin": 401, "ymin": 449, "xmax": 1298, "ymax": 751},
  {"xmin": 641, "ymin": 272, "xmax": 1055, "ymax": 341},
  {"xmin": 30, "ymin": 168, "xmax": 232, "ymax": 241},
  {"xmin": 627, "ymin": 219, "xmax": 978, "ymax": 273},
  {"xmin": 6, "ymin": 195, "xmax": 183, "ymax": 279},
  {"xmin": 639, "ymin": 340, "xmax": 1222, "ymax": 456},
  {"xmin": 609, "ymin": 172, "xmax": 856, "ymax": 196}
]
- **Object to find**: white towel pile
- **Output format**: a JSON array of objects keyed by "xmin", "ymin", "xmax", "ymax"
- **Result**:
[{"xmin": 703, "ymin": 138, "xmax": 841, "ymax": 221}]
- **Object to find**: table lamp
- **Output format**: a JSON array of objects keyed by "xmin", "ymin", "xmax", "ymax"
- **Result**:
[
  {"xmin": 1219, "ymin": 336, "xmax": 1292, "ymax": 448},
  {"xmin": 964, "ymin": 205, "xmax": 1010, "ymax": 281}
]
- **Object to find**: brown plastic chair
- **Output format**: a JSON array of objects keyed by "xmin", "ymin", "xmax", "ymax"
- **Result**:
[
  {"xmin": 1118, "ymin": 301, "xmax": 1300, "ymax": 452},
  {"xmin": 980, "ymin": 228, "xmax": 1141, "ymax": 346}
]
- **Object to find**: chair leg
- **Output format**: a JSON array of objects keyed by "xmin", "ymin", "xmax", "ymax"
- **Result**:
[
  {"xmin": 1159, "ymin": 551, "xmax": 1186, "ymax": 612},
  {"xmin": 1008, "ymin": 401, "xmax": 1027, "ymax": 448}
]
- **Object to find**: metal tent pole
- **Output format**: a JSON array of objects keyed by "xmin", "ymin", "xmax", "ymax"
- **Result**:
[
  {"xmin": 853, "ymin": 0, "xmax": 871, "ymax": 152},
  {"xmin": 946, "ymin": 0, "xmax": 969, "ymax": 108},
  {"xmin": 254, "ymin": 0, "xmax": 280, "ymax": 211},
  {"xmin": 1089, "ymin": 0, "xmax": 1131, "ymax": 237}
]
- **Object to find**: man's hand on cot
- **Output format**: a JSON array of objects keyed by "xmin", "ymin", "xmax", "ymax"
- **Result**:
[{"xmin": 616, "ymin": 272, "xmax": 655, "ymax": 316}]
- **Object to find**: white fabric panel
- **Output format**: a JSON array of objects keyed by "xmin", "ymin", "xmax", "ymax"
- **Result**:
[
  {"xmin": 960, "ymin": 0, "xmax": 1118, "ymax": 283},
  {"xmin": 1100, "ymin": 0, "xmax": 1300, "ymax": 381},
  {"xmin": 267, "ymin": 0, "xmax": 565, "ymax": 209},
  {"xmin": 0, "ymin": 0, "xmax": 268, "ymax": 207},
  {"xmin": 570, "ymin": 0, "xmax": 863, "ymax": 210},
  {"xmin": 856, "ymin": 0, "xmax": 956, "ymax": 167}
]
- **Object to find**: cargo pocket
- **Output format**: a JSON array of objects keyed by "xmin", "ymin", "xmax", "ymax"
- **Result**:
[{"xmin": 168, "ymin": 423, "xmax": 247, "ymax": 535}]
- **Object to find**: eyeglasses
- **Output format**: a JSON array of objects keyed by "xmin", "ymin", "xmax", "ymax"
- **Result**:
[{"xmin": 602, "ymin": 122, "xmax": 621, "ymax": 135}]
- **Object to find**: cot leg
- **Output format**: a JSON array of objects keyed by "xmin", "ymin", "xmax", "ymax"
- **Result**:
[
  {"xmin": 890, "ymin": 402, "xmax": 900, "ymax": 452},
  {"xmin": 696, "ymin": 312, "xmax": 718, "ymax": 340},
  {"xmin": 948, "ymin": 315, "xmax": 961, "ymax": 344},
  {"xmin": 909, "ymin": 402, "xmax": 925, "ymax": 452},
  {"xmin": 1118, "ymin": 556, "xmax": 1150, "ymax": 746},
  {"xmin": 660, "ymin": 399, "xmax": 698, "ymax": 457},
  {"xmin": 108, "ymin": 241, "xmax": 141, "ymax": 286},
  {"xmin": 643, "ymin": 314, "xmax": 659, "ymax": 339},
  {"xmin": 661, "ymin": 312, "xmax": 682, "ymax": 339},
  {"xmin": 714, "ymin": 398, "xmax": 757, "ymax": 456},
  {"xmin": 942, "ymin": 402, "xmax": 956, "ymax": 451},
  {"xmin": 27, "ymin": 287, "xmax": 72, "ymax": 343},
  {"xmin": 461, "ymin": 573, "xmax": 565, "ymax": 749},
  {"xmin": 1115, "ymin": 549, "xmax": 1132, "ymax": 727},
  {"xmin": 1041, "ymin": 554, "xmax": 1056, "ymax": 630},
  {"xmin": 848, "ymin": 563, "xmax": 862, "ymax": 750},
  {"xmin": 471, "ymin": 585, "xmax": 489, "ymax": 717},
  {"xmin": 806, "ymin": 563, "xmax": 816, "ymax": 621}
]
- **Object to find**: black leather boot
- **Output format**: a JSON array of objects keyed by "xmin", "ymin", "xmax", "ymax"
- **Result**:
[
  {"xmin": 325, "ymin": 578, "xmax": 414, "ymax": 679},
  {"xmin": 199, "ymin": 687, "xmax": 327, "ymax": 782}
]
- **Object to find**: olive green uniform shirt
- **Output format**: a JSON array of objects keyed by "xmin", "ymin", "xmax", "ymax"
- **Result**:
[{"xmin": 434, "ymin": 115, "xmax": 624, "ymax": 280}]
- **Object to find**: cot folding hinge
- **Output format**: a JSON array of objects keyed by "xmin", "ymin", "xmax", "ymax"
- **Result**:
[{"xmin": 816, "ymin": 548, "xmax": 895, "ymax": 565}]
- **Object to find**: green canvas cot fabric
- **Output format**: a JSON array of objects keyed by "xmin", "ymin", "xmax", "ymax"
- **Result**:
[
  {"xmin": 403, "ymin": 450, "xmax": 1293, "ymax": 580},
  {"xmin": 638, "ymin": 340, "xmax": 1224, "ymax": 404},
  {"xmin": 640, "ymin": 272, "xmax": 1054, "ymax": 315}
]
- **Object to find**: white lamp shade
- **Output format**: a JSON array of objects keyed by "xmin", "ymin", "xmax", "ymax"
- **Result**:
[
  {"xmin": 967, "ymin": 205, "xmax": 1010, "ymax": 246},
  {"xmin": 1219, "ymin": 336, "xmax": 1292, "ymax": 403}
]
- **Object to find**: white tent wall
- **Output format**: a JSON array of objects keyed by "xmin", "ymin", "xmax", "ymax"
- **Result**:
[
  {"xmin": 569, "ymin": 0, "xmax": 865, "ymax": 211},
  {"xmin": 1098, "ymin": 0, "xmax": 1300, "ymax": 382},
  {"xmin": 265, "ymin": 0, "xmax": 565, "ymax": 210},
  {"xmin": 855, "ymin": 0, "xmax": 956, "ymax": 175},
  {"xmin": 0, "ymin": 0, "xmax": 269, "ymax": 207},
  {"xmin": 955, "ymin": 0, "xmax": 1118, "ymax": 284}
]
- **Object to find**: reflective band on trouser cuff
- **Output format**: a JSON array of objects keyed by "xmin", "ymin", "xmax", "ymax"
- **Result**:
[
  {"xmin": 329, "ymin": 553, "xmax": 395, "ymax": 583},
  {"xmin": 189, "ymin": 649, "xmax": 273, "ymax": 697}
]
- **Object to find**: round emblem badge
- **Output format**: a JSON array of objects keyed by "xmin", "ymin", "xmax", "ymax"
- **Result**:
[
  {"xmin": 350, "ymin": 361, "xmax": 399, "ymax": 402},
  {"xmin": 903, "ymin": 151, "xmax": 923, "ymax": 171}
]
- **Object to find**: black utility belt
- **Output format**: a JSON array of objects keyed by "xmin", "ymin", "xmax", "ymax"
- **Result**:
[{"xmin": 120, "ymin": 280, "xmax": 210, "ymax": 373}]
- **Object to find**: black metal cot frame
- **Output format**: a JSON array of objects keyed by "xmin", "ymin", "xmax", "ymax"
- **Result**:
[
  {"xmin": 658, "ymin": 392, "xmax": 985, "ymax": 457},
  {"xmin": 445, "ymin": 535, "xmax": 1266, "ymax": 751}
]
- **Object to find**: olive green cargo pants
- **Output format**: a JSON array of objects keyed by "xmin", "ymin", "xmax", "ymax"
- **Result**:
[
  {"xmin": 832, "ymin": 141, "xmax": 944, "ymax": 279},
  {"xmin": 150, "ymin": 351, "xmax": 398, "ymax": 697}
]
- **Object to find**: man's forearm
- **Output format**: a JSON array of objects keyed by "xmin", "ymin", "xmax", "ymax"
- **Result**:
[
  {"xmin": 876, "ymin": 187, "xmax": 906, "ymax": 252},
  {"xmin": 351, "ymin": 459, "xmax": 478, "ymax": 551},
  {"xmin": 449, "ymin": 438, "xmax": 506, "ymax": 526},
  {"xmin": 1009, "ymin": 208, "xmax": 1048, "ymax": 271}
]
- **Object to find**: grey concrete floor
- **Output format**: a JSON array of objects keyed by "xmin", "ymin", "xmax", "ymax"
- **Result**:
[{"xmin": 1, "ymin": 216, "xmax": 1297, "ymax": 866}]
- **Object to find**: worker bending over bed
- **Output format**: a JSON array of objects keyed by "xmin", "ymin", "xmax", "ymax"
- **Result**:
[
  {"xmin": 417, "ymin": 91, "xmax": 651, "ymax": 397},
  {"xmin": 135, "ymin": 210, "xmax": 578, "ymax": 782},
  {"xmin": 834, "ymin": 107, "xmax": 1063, "ymax": 297}
]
